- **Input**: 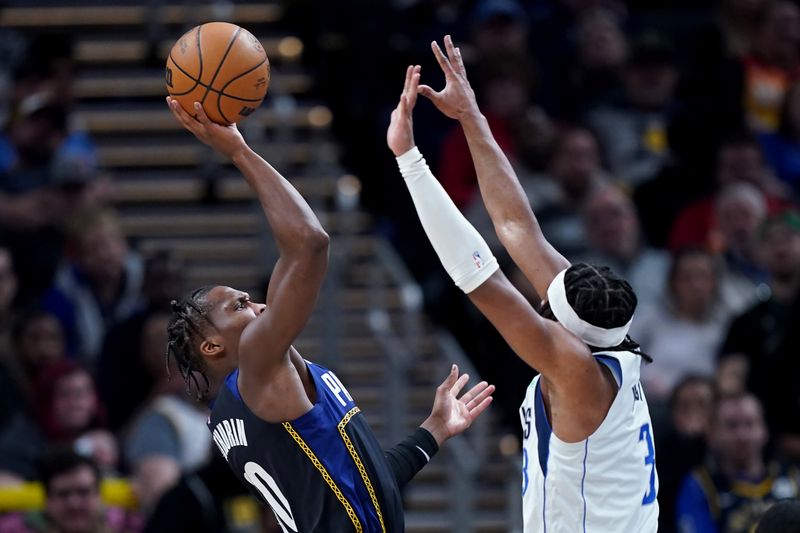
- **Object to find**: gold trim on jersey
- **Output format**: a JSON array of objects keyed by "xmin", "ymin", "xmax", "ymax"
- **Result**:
[
  {"xmin": 338, "ymin": 406, "xmax": 387, "ymax": 533},
  {"xmin": 281, "ymin": 422, "xmax": 362, "ymax": 533},
  {"xmin": 696, "ymin": 468, "xmax": 721, "ymax": 519}
]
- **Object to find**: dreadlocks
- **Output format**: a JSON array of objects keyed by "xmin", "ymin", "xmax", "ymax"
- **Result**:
[
  {"xmin": 541, "ymin": 263, "xmax": 652, "ymax": 362},
  {"xmin": 166, "ymin": 286, "xmax": 215, "ymax": 400}
]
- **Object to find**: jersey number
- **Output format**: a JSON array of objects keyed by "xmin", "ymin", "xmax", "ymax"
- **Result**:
[
  {"xmin": 639, "ymin": 423, "xmax": 656, "ymax": 505},
  {"xmin": 243, "ymin": 461, "xmax": 298, "ymax": 532}
]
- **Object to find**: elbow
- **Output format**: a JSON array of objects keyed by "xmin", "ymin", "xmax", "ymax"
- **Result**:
[
  {"xmin": 310, "ymin": 227, "xmax": 330, "ymax": 253},
  {"xmin": 495, "ymin": 220, "xmax": 525, "ymax": 247},
  {"xmin": 301, "ymin": 227, "xmax": 330, "ymax": 258}
]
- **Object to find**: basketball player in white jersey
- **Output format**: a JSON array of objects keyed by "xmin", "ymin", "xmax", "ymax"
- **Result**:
[{"xmin": 387, "ymin": 36, "xmax": 659, "ymax": 532}]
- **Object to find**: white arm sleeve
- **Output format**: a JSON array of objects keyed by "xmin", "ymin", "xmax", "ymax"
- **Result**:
[{"xmin": 396, "ymin": 146, "xmax": 498, "ymax": 293}]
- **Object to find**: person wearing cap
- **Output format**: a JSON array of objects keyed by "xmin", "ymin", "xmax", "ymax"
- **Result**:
[
  {"xmin": 586, "ymin": 31, "xmax": 679, "ymax": 187},
  {"xmin": 388, "ymin": 36, "xmax": 659, "ymax": 532}
]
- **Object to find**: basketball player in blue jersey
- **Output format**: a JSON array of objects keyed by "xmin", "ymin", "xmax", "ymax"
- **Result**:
[
  {"xmin": 163, "ymin": 96, "xmax": 494, "ymax": 533},
  {"xmin": 388, "ymin": 37, "xmax": 659, "ymax": 532}
]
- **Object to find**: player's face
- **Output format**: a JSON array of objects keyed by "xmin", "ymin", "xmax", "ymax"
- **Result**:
[{"xmin": 205, "ymin": 286, "xmax": 267, "ymax": 346}]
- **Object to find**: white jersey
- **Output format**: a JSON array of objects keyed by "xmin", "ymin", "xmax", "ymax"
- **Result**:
[{"xmin": 520, "ymin": 351, "xmax": 659, "ymax": 532}]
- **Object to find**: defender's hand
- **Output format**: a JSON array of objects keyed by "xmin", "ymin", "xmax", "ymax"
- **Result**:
[
  {"xmin": 166, "ymin": 97, "xmax": 248, "ymax": 160},
  {"xmin": 418, "ymin": 35, "xmax": 479, "ymax": 122},
  {"xmin": 421, "ymin": 364, "xmax": 494, "ymax": 446},
  {"xmin": 387, "ymin": 65, "xmax": 421, "ymax": 157}
]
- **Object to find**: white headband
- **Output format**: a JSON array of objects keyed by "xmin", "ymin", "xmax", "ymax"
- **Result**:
[{"xmin": 546, "ymin": 268, "xmax": 632, "ymax": 347}]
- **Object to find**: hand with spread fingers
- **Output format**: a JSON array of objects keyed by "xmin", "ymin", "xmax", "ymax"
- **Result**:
[
  {"xmin": 418, "ymin": 35, "xmax": 480, "ymax": 121},
  {"xmin": 387, "ymin": 65, "xmax": 422, "ymax": 157},
  {"xmin": 166, "ymin": 97, "xmax": 247, "ymax": 160},
  {"xmin": 421, "ymin": 364, "xmax": 495, "ymax": 446}
]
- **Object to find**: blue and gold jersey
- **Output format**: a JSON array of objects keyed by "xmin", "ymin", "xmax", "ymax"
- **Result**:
[{"xmin": 208, "ymin": 360, "xmax": 403, "ymax": 533}]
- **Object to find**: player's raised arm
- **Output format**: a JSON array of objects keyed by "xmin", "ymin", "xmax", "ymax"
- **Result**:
[
  {"xmin": 167, "ymin": 98, "xmax": 329, "ymax": 378},
  {"xmin": 387, "ymin": 67, "xmax": 595, "ymax": 385},
  {"xmin": 418, "ymin": 36, "xmax": 569, "ymax": 299}
]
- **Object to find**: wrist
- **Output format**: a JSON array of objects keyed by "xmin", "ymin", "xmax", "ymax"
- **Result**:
[
  {"xmin": 459, "ymin": 109, "xmax": 486, "ymax": 130},
  {"xmin": 420, "ymin": 417, "xmax": 448, "ymax": 447},
  {"xmin": 395, "ymin": 146, "xmax": 423, "ymax": 169},
  {"xmin": 230, "ymin": 144, "xmax": 254, "ymax": 165}
]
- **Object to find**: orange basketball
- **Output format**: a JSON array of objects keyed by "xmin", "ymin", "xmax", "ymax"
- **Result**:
[{"xmin": 165, "ymin": 22, "xmax": 270, "ymax": 124}]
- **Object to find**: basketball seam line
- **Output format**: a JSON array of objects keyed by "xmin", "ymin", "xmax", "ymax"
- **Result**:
[
  {"xmin": 167, "ymin": 70, "xmax": 265, "ymax": 102},
  {"xmin": 217, "ymin": 56, "xmax": 269, "ymax": 122},
  {"xmin": 200, "ymin": 26, "xmax": 242, "ymax": 108}
]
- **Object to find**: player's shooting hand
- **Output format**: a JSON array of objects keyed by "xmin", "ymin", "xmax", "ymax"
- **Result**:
[
  {"xmin": 418, "ymin": 35, "xmax": 479, "ymax": 122},
  {"xmin": 387, "ymin": 65, "xmax": 421, "ymax": 157},
  {"xmin": 421, "ymin": 364, "xmax": 494, "ymax": 446},
  {"xmin": 166, "ymin": 97, "xmax": 248, "ymax": 160}
]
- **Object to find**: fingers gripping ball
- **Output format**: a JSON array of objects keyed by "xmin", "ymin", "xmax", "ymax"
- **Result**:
[{"xmin": 165, "ymin": 22, "xmax": 270, "ymax": 124}]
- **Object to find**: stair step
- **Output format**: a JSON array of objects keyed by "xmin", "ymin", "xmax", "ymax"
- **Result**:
[
  {"xmin": 405, "ymin": 485, "xmax": 508, "ymax": 511},
  {"xmin": 404, "ymin": 511, "xmax": 509, "ymax": 533},
  {"xmin": 75, "ymin": 33, "xmax": 301, "ymax": 67},
  {"xmin": 112, "ymin": 174, "xmax": 335, "ymax": 204},
  {"xmin": 96, "ymin": 140, "xmax": 337, "ymax": 169},
  {"xmin": 0, "ymin": 4, "xmax": 282, "ymax": 28},
  {"xmin": 76, "ymin": 71, "xmax": 312, "ymax": 100},
  {"xmin": 75, "ymin": 105, "xmax": 331, "ymax": 135}
]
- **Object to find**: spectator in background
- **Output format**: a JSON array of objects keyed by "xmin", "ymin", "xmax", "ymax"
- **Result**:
[
  {"xmin": 0, "ymin": 450, "xmax": 139, "ymax": 533},
  {"xmin": 0, "ymin": 92, "xmax": 105, "ymax": 301},
  {"xmin": 759, "ymin": 82, "xmax": 800, "ymax": 199},
  {"xmin": 577, "ymin": 183, "xmax": 669, "ymax": 317},
  {"xmin": 762, "ymin": 288, "xmax": 800, "ymax": 463},
  {"xmin": 719, "ymin": 210, "xmax": 800, "ymax": 412},
  {"xmin": 437, "ymin": 52, "xmax": 553, "ymax": 209},
  {"xmin": 633, "ymin": 248, "xmax": 729, "ymax": 402},
  {"xmin": 465, "ymin": 126, "xmax": 608, "ymax": 263},
  {"xmin": 7, "ymin": 33, "xmax": 77, "ymax": 111},
  {"xmin": 0, "ymin": 360, "xmax": 117, "ymax": 484},
  {"xmin": 470, "ymin": 0, "xmax": 531, "ymax": 59},
  {"xmin": 0, "ymin": 309, "xmax": 67, "ymax": 429},
  {"xmin": 144, "ymin": 454, "xmax": 259, "ymax": 533},
  {"xmin": 43, "ymin": 208, "xmax": 144, "ymax": 364},
  {"xmin": 717, "ymin": 0, "xmax": 772, "ymax": 59},
  {"xmin": 124, "ymin": 312, "xmax": 211, "ymax": 514},
  {"xmin": 587, "ymin": 32, "xmax": 680, "ymax": 187},
  {"xmin": 711, "ymin": 182, "xmax": 771, "ymax": 313},
  {"xmin": 669, "ymin": 135, "xmax": 772, "ymax": 249},
  {"xmin": 742, "ymin": 0, "xmax": 800, "ymax": 133},
  {"xmin": 656, "ymin": 376, "xmax": 715, "ymax": 533},
  {"xmin": 676, "ymin": 393, "xmax": 800, "ymax": 533},
  {"xmin": 560, "ymin": 8, "xmax": 627, "ymax": 117},
  {"xmin": 98, "ymin": 251, "xmax": 186, "ymax": 432}
]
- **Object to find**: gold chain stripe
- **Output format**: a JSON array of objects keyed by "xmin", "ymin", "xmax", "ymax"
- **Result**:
[
  {"xmin": 338, "ymin": 407, "xmax": 386, "ymax": 533},
  {"xmin": 282, "ymin": 422, "xmax": 362, "ymax": 533}
]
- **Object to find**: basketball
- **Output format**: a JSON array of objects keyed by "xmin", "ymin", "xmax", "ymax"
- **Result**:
[{"xmin": 165, "ymin": 22, "xmax": 270, "ymax": 124}]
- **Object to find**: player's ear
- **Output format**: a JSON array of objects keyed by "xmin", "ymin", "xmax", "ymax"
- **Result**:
[{"xmin": 200, "ymin": 334, "xmax": 225, "ymax": 358}]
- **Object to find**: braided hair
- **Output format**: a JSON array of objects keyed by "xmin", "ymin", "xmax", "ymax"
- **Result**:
[
  {"xmin": 541, "ymin": 263, "xmax": 652, "ymax": 362},
  {"xmin": 166, "ymin": 286, "xmax": 215, "ymax": 400}
]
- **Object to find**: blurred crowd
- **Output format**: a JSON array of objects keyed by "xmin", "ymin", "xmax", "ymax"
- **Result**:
[
  {"xmin": 0, "ymin": 25, "xmax": 270, "ymax": 533},
  {"xmin": 0, "ymin": 0, "xmax": 797, "ymax": 532}
]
